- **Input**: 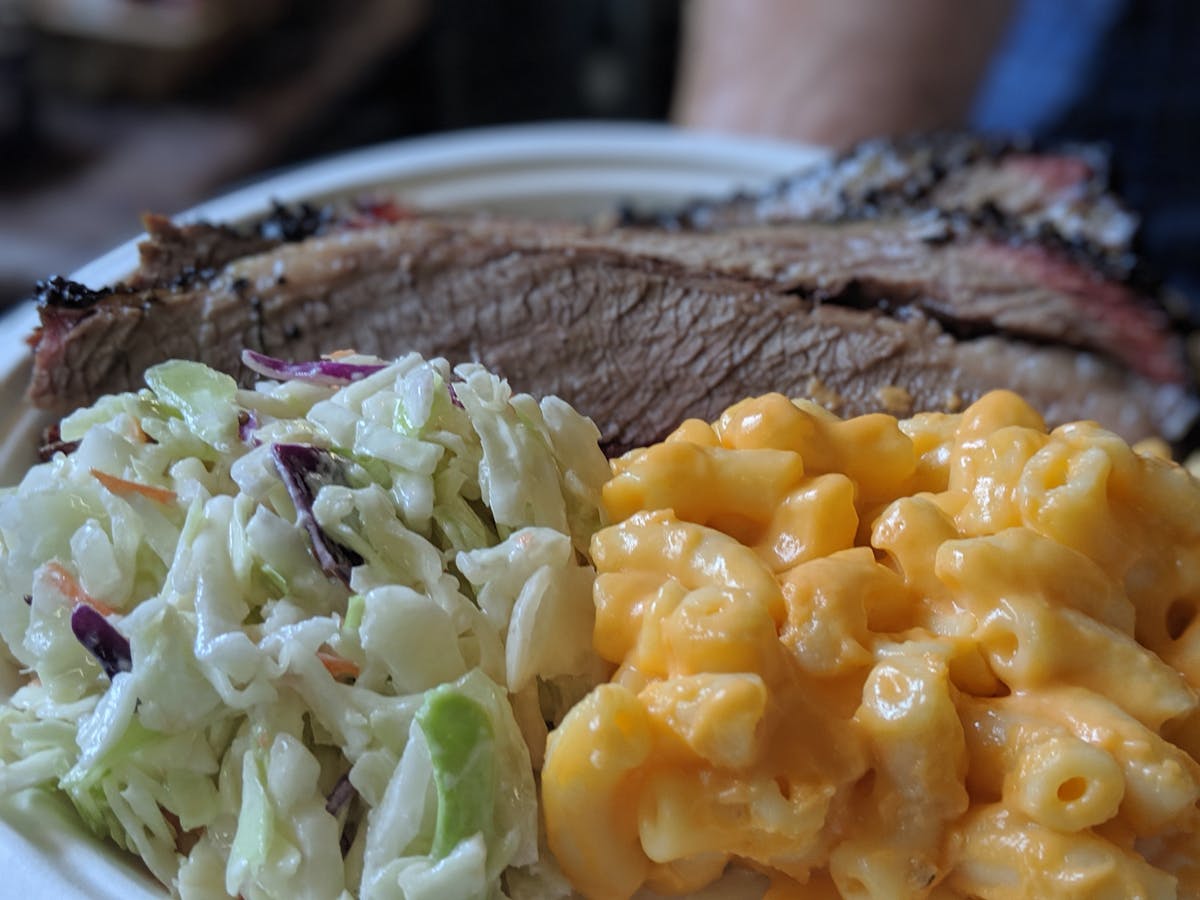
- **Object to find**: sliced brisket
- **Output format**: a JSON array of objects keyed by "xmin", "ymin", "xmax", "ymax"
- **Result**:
[
  {"xmin": 27, "ymin": 215, "xmax": 1197, "ymax": 451},
  {"xmin": 129, "ymin": 216, "xmax": 283, "ymax": 290},
  {"xmin": 126, "ymin": 199, "xmax": 407, "ymax": 291}
]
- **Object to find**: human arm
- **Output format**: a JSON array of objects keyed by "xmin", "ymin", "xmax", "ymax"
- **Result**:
[{"xmin": 672, "ymin": 0, "xmax": 1014, "ymax": 147}]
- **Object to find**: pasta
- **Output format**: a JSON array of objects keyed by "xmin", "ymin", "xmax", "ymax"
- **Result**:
[
  {"xmin": 541, "ymin": 390, "xmax": 1200, "ymax": 899},
  {"xmin": 947, "ymin": 805, "xmax": 1177, "ymax": 899}
]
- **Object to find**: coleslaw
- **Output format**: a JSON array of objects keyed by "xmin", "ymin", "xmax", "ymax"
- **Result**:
[{"xmin": 0, "ymin": 350, "xmax": 610, "ymax": 899}]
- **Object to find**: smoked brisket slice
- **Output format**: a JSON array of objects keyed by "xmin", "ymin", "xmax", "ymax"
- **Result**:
[
  {"xmin": 27, "ymin": 217, "xmax": 1197, "ymax": 451},
  {"xmin": 129, "ymin": 216, "xmax": 283, "ymax": 290},
  {"xmin": 641, "ymin": 133, "xmax": 1140, "ymax": 276},
  {"xmin": 127, "ymin": 199, "xmax": 404, "ymax": 291}
]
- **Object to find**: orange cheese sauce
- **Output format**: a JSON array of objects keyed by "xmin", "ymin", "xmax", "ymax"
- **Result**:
[{"xmin": 542, "ymin": 391, "xmax": 1200, "ymax": 899}]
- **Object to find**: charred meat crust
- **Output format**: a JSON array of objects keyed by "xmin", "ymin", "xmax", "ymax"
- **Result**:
[
  {"xmin": 626, "ymin": 133, "xmax": 1149, "ymax": 289},
  {"xmin": 130, "ymin": 216, "xmax": 281, "ymax": 291},
  {"xmin": 130, "ymin": 201, "xmax": 333, "ymax": 291},
  {"xmin": 255, "ymin": 201, "xmax": 332, "ymax": 243},
  {"xmin": 32, "ymin": 276, "xmax": 116, "ymax": 311},
  {"xmin": 36, "ymin": 198, "xmax": 406, "ymax": 308}
]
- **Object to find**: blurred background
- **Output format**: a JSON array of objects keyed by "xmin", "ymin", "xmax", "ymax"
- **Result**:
[{"xmin": 1, "ymin": 0, "xmax": 1198, "ymax": 306}]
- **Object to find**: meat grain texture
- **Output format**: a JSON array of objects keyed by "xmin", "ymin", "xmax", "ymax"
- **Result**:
[{"xmin": 26, "ymin": 135, "xmax": 1200, "ymax": 452}]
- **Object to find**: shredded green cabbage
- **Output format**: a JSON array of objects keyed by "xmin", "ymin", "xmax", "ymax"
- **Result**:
[{"xmin": 0, "ymin": 353, "xmax": 609, "ymax": 899}]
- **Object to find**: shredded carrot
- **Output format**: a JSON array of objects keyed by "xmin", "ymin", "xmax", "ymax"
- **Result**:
[
  {"xmin": 42, "ymin": 561, "xmax": 117, "ymax": 616},
  {"xmin": 317, "ymin": 649, "xmax": 360, "ymax": 680},
  {"xmin": 129, "ymin": 420, "xmax": 151, "ymax": 444},
  {"xmin": 324, "ymin": 349, "xmax": 358, "ymax": 360},
  {"xmin": 91, "ymin": 468, "xmax": 177, "ymax": 504}
]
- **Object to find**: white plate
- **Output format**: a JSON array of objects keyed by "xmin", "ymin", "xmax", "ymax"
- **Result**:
[{"xmin": 0, "ymin": 122, "xmax": 824, "ymax": 898}]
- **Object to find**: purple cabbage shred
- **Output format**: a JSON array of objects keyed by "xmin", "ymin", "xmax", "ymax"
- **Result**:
[
  {"xmin": 271, "ymin": 444, "xmax": 363, "ymax": 586},
  {"xmin": 242, "ymin": 349, "xmax": 387, "ymax": 386},
  {"xmin": 325, "ymin": 773, "xmax": 357, "ymax": 816},
  {"xmin": 70, "ymin": 605, "xmax": 132, "ymax": 679}
]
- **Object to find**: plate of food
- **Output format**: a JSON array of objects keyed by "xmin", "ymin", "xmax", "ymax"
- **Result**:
[{"xmin": 2, "ymin": 121, "xmax": 1199, "ymax": 900}]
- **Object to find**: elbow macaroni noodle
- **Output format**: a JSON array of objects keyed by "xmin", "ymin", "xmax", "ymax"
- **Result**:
[{"xmin": 541, "ymin": 390, "xmax": 1200, "ymax": 899}]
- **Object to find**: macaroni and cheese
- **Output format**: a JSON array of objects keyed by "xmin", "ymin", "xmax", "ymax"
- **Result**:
[{"xmin": 542, "ymin": 390, "xmax": 1200, "ymax": 899}]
